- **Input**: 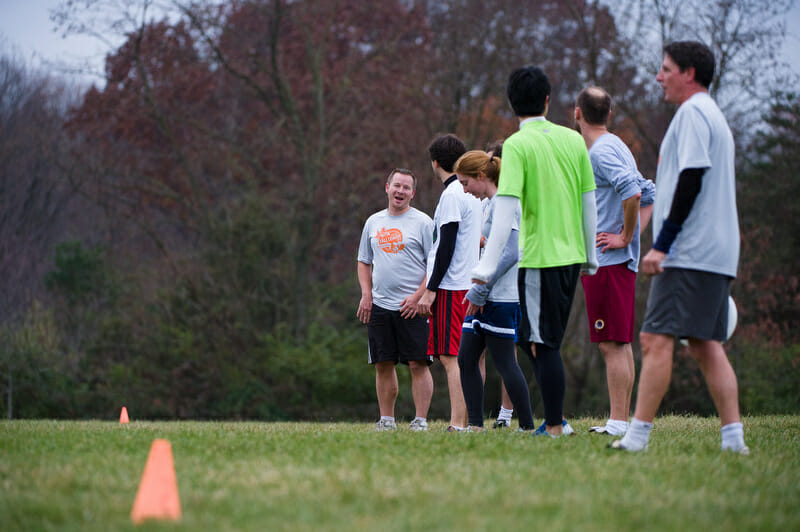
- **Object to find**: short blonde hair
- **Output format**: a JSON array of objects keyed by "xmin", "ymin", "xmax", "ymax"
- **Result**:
[{"xmin": 453, "ymin": 150, "xmax": 501, "ymax": 185}]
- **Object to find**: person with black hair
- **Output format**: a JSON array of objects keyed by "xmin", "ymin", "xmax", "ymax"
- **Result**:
[
  {"xmin": 472, "ymin": 66, "xmax": 598, "ymax": 437},
  {"xmin": 418, "ymin": 134, "xmax": 482, "ymax": 431}
]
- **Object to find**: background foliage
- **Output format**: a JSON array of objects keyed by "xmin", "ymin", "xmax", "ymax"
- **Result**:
[{"xmin": 0, "ymin": 0, "xmax": 797, "ymax": 420}]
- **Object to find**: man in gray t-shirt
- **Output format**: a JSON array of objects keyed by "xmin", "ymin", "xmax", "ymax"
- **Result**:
[
  {"xmin": 357, "ymin": 168, "xmax": 434, "ymax": 432},
  {"xmin": 612, "ymin": 41, "xmax": 748, "ymax": 455}
]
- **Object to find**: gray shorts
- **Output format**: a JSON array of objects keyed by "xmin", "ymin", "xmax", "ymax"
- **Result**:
[{"xmin": 641, "ymin": 268, "xmax": 731, "ymax": 342}]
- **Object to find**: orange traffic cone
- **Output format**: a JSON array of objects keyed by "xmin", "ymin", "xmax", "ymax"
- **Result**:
[
  {"xmin": 119, "ymin": 406, "xmax": 130, "ymax": 424},
  {"xmin": 130, "ymin": 439, "xmax": 182, "ymax": 524}
]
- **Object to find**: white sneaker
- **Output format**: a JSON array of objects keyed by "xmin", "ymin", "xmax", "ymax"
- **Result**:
[
  {"xmin": 409, "ymin": 418, "xmax": 428, "ymax": 432},
  {"xmin": 562, "ymin": 420, "xmax": 575, "ymax": 436},
  {"xmin": 722, "ymin": 444, "xmax": 750, "ymax": 455},
  {"xmin": 609, "ymin": 439, "xmax": 648, "ymax": 452},
  {"xmin": 589, "ymin": 424, "xmax": 627, "ymax": 436},
  {"xmin": 375, "ymin": 419, "xmax": 397, "ymax": 431}
]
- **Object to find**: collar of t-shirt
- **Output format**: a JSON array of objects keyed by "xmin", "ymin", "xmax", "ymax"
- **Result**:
[
  {"xmin": 519, "ymin": 116, "xmax": 547, "ymax": 129},
  {"xmin": 444, "ymin": 174, "xmax": 458, "ymax": 187}
]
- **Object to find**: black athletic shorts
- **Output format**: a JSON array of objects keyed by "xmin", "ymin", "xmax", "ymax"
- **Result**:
[
  {"xmin": 367, "ymin": 304, "xmax": 432, "ymax": 365},
  {"xmin": 641, "ymin": 267, "xmax": 731, "ymax": 342},
  {"xmin": 518, "ymin": 264, "xmax": 581, "ymax": 349}
]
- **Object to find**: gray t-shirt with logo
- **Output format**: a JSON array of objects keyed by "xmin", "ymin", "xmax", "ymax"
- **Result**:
[
  {"xmin": 653, "ymin": 92, "xmax": 739, "ymax": 278},
  {"xmin": 358, "ymin": 207, "xmax": 434, "ymax": 311}
]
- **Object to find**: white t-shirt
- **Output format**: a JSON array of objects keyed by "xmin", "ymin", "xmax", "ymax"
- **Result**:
[
  {"xmin": 358, "ymin": 207, "xmax": 433, "ymax": 310},
  {"xmin": 654, "ymin": 92, "xmax": 740, "ymax": 278},
  {"xmin": 427, "ymin": 177, "xmax": 482, "ymax": 291}
]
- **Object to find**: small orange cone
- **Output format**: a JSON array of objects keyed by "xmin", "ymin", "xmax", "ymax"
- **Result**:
[
  {"xmin": 130, "ymin": 439, "xmax": 182, "ymax": 524},
  {"xmin": 119, "ymin": 407, "xmax": 130, "ymax": 424}
]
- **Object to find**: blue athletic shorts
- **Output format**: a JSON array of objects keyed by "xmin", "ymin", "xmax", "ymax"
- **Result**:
[{"xmin": 462, "ymin": 301, "xmax": 520, "ymax": 340}]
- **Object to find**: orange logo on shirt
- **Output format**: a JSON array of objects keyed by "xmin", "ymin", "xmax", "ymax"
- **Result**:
[{"xmin": 377, "ymin": 227, "xmax": 405, "ymax": 253}]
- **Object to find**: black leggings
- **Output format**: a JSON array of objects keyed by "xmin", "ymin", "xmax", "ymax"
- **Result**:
[
  {"xmin": 519, "ymin": 341, "xmax": 564, "ymax": 427},
  {"xmin": 458, "ymin": 331, "xmax": 535, "ymax": 429}
]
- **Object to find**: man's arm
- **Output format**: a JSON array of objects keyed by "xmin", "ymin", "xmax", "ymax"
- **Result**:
[
  {"xmin": 639, "ymin": 204, "xmax": 654, "ymax": 235},
  {"xmin": 418, "ymin": 222, "xmax": 458, "ymax": 315},
  {"xmin": 641, "ymin": 167, "xmax": 705, "ymax": 274},
  {"xmin": 356, "ymin": 261, "xmax": 373, "ymax": 324},
  {"xmin": 596, "ymin": 192, "xmax": 641, "ymax": 252},
  {"xmin": 471, "ymin": 195, "xmax": 517, "ymax": 284}
]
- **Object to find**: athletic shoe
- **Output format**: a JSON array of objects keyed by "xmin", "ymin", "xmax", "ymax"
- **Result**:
[
  {"xmin": 533, "ymin": 424, "xmax": 559, "ymax": 438},
  {"xmin": 589, "ymin": 424, "xmax": 626, "ymax": 436},
  {"xmin": 492, "ymin": 419, "xmax": 511, "ymax": 429},
  {"xmin": 466, "ymin": 425, "xmax": 485, "ymax": 433},
  {"xmin": 409, "ymin": 418, "xmax": 428, "ymax": 432},
  {"xmin": 375, "ymin": 419, "xmax": 397, "ymax": 431},
  {"xmin": 534, "ymin": 420, "xmax": 574, "ymax": 437},
  {"xmin": 446, "ymin": 425, "xmax": 466, "ymax": 432},
  {"xmin": 608, "ymin": 439, "xmax": 648, "ymax": 452},
  {"xmin": 722, "ymin": 445, "xmax": 750, "ymax": 455}
]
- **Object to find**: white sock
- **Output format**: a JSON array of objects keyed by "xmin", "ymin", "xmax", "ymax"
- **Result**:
[
  {"xmin": 381, "ymin": 416, "xmax": 395, "ymax": 423},
  {"xmin": 721, "ymin": 422, "xmax": 746, "ymax": 452},
  {"xmin": 607, "ymin": 419, "xmax": 629, "ymax": 434},
  {"xmin": 618, "ymin": 418, "xmax": 653, "ymax": 450},
  {"xmin": 498, "ymin": 407, "xmax": 513, "ymax": 422}
]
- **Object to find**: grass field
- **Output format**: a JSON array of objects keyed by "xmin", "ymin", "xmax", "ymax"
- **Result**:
[{"xmin": 1, "ymin": 415, "xmax": 799, "ymax": 531}]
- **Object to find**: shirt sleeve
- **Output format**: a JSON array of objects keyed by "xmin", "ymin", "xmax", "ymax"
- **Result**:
[
  {"xmin": 496, "ymin": 140, "xmax": 524, "ymax": 199},
  {"xmin": 638, "ymin": 176, "xmax": 656, "ymax": 206},
  {"xmin": 357, "ymin": 218, "xmax": 373, "ymax": 264},
  {"xmin": 675, "ymin": 104, "xmax": 712, "ymax": 171},
  {"xmin": 436, "ymin": 193, "xmax": 463, "ymax": 225},
  {"xmin": 592, "ymin": 146, "xmax": 640, "ymax": 201},
  {"xmin": 421, "ymin": 215, "xmax": 434, "ymax": 257}
]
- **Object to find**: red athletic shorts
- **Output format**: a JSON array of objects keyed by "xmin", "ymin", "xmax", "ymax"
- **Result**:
[
  {"xmin": 427, "ymin": 288, "xmax": 468, "ymax": 357},
  {"xmin": 581, "ymin": 263, "xmax": 636, "ymax": 343}
]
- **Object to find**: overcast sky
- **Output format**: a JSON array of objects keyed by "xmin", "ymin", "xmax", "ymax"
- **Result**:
[{"xmin": 1, "ymin": 0, "xmax": 799, "ymax": 88}]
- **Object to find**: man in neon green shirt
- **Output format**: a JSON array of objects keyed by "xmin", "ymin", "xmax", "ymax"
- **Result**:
[{"xmin": 473, "ymin": 66, "xmax": 597, "ymax": 437}]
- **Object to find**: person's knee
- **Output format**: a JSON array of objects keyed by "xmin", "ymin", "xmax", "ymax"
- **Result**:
[
  {"xmin": 375, "ymin": 361, "xmax": 396, "ymax": 376},
  {"xmin": 640, "ymin": 332, "xmax": 669, "ymax": 355}
]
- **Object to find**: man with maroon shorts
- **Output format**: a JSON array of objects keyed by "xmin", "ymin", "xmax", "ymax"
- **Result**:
[
  {"xmin": 575, "ymin": 87, "xmax": 655, "ymax": 436},
  {"xmin": 418, "ymin": 134, "xmax": 482, "ymax": 431}
]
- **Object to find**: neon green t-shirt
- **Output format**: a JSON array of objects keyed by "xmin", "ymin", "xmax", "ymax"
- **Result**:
[{"xmin": 498, "ymin": 118, "xmax": 596, "ymax": 268}]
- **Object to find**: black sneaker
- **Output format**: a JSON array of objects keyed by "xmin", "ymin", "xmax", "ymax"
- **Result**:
[{"xmin": 492, "ymin": 419, "xmax": 510, "ymax": 429}]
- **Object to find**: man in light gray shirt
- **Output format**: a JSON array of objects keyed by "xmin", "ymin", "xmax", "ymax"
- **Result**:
[
  {"xmin": 612, "ymin": 41, "xmax": 748, "ymax": 454},
  {"xmin": 358, "ymin": 168, "xmax": 434, "ymax": 432}
]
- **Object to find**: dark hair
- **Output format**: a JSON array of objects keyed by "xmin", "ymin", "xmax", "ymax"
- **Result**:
[
  {"xmin": 386, "ymin": 167, "xmax": 417, "ymax": 189},
  {"xmin": 577, "ymin": 86, "xmax": 613, "ymax": 126},
  {"xmin": 663, "ymin": 41, "xmax": 715, "ymax": 88},
  {"xmin": 484, "ymin": 139, "xmax": 504, "ymax": 158},
  {"xmin": 507, "ymin": 66, "xmax": 550, "ymax": 117},
  {"xmin": 428, "ymin": 134, "xmax": 467, "ymax": 173}
]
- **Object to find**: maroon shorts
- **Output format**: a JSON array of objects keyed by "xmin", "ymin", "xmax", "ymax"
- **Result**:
[
  {"xmin": 581, "ymin": 263, "xmax": 636, "ymax": 343},
  {"xmin": 427, "ymin": 289, "xmax": 468, "ymax": 357}
]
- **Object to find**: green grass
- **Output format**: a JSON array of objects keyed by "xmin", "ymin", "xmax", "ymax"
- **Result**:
[{"xmin": 1, "ymin": 416, "xmax": 799, "ymax": 531}]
